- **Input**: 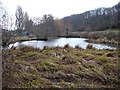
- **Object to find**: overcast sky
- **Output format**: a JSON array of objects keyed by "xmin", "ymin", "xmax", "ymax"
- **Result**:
[{"xmin": 2, "ymin": 0, "xmax": 120, "ymax": 19}]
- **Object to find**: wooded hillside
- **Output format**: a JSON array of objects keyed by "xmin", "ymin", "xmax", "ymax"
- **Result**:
[{"xmin": 63, "ymin": 3, "xmax": 120, "ymax": 32}]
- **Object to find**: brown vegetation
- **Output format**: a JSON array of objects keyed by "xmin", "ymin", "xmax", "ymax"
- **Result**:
[{"xmin": 2, "ymin": 46, "xmax": 120, "ymax": 88}]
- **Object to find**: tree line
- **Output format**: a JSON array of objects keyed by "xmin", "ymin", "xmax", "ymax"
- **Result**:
[
  {"xmin": 14, "ymin": 6, "xmax": 67, "ymax": 38},
  {"xmin": 2, "ymin": 3, "xmax": 119, "ymax": 35}
]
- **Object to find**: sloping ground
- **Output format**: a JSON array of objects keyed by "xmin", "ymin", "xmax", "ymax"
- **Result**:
[
  {"xmin": 79, "ymin": 29, "xmax": 119, "ymax": 45},
  {"xmin": 2, "ymin": 46, "xmax": 120, "ymax": 88},
  {"xmin": 65, "ymin": 29, "xmax": 119, "ymax": 46}
]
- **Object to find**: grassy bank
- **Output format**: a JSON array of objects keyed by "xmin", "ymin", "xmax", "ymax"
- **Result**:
[
  {"xmin": 68, "ymin": 29, "xmax": 119, "ymax": 45},
  {"xmin": 79, "ymin": 29, "xmax": 119, "ymax": 45},
  {"xmin": 2, "ymin": 45, "xmax": 120, "ymax": 88}
]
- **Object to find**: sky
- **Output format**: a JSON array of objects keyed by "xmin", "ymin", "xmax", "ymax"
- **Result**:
[{"xmin": 2, "ymin": 0, "xmax": 120, "ymax": 19}]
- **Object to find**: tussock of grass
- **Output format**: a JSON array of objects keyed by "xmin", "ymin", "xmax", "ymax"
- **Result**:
[
  {"xmin": 20, "ymin": 51, "xmax": 41, "ymax": 61},
  {"xmin": 2, "ymin": 46, "xmax": 120, "ymax": 88}
]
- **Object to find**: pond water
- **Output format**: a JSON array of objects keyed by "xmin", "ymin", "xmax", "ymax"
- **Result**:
[{"xmin": 9, "ymin": 38, "xmax": 116, "ymax": 50}]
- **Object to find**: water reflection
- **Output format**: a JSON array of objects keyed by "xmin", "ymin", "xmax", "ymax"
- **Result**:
[{"xmin": 9, "ymin": 38, "xmax": 116, "ymax": 50}]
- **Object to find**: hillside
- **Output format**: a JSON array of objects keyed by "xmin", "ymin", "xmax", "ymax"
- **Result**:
[{"xmin": 62, "ymin": 3, "xmax": 119, "ymax": 32}]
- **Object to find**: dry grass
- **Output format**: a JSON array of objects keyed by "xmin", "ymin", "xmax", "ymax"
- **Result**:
[{"xmin": 2, "ymin": 46, "xmax": 120, "ymax": 88}]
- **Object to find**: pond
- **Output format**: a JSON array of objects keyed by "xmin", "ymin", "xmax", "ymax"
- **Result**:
[{"xmin": 9, "ymin": 38, "xmax": 116, "ymax": 50}]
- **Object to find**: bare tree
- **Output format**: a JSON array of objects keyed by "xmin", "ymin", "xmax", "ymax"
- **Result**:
[
  {"xmin": 41, "ymin": 14, "xmax": 57, "ymax": 38},
  {"xmin": 8, "ymin": 16, "xmax": 15, "ymax": 30},
  {"xmin": 0, "ymin": 1, "xmax": 8, "ymax": 30},
  {"xmin": 54, "ymin": 19, "xmax": 66, "ymax": 36},
  {"xmin": 23, "ymin": 13, "xmax": 34, "ymax": 34},
  {"xmin": 0, "ymin": 1, "xmax": 15, "ymax": 47},
  {"xmin": 23, "ymin": 12, "xmax": 29, "ymax": 30},
  {"xmin": 15, "ymin": 6, "xmax": 24, "ymax": 31}
]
